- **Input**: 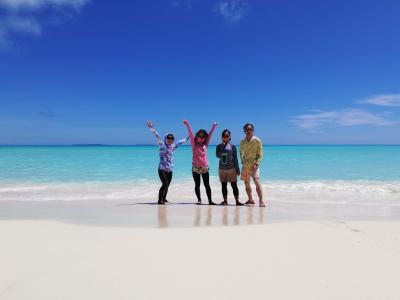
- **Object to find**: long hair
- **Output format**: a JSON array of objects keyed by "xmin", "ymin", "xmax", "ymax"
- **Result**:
[{"xmin": 195, "ymin": 129, "xmax": 208, "ymax": 145}]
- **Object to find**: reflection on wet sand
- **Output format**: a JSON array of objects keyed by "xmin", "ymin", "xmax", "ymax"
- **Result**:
[
  {"xmin": 233, "ymin": 206, "xmax": 240, "ymax": 226},
  {"xmin": 222, "ymin": 206, "xmax": 228, "ymax": 226},
  {"xmin": 194, "ymin": 205, "xmax": 200, "ymax": 227},
  {"xmin": 157, "ymin": 206, "xmax": 168, "ymax": 228},
  {"xmin": 159, "ymin": 204, "xmax": 266, "ymax": 228},
  {"xmin": 247, "ymin": 206, "xmax": 253, "ymax": 225},
  {"xmin": 206, "ymin": 206, "xmax": 212, "ymax": 226},
  {"xmin": 259, "ymin": 206, "xmax": 265, "ymax": 224}
]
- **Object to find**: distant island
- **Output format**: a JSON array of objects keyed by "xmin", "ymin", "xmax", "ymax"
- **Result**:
[{"xmin": 71, "ymin": 144, "xmax": 107, "ymax": 146}]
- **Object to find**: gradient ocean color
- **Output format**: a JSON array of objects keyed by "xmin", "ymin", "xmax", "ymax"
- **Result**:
[
  {"xmin": 1, "ymin": 145, "xmax": 399, "ymax": 202},
  {"xmin": 1, "ymin": 145, "xmax": 400, "ymax": 183}
]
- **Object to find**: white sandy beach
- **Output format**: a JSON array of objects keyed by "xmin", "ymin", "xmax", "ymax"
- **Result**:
[{"xmin": 1, "ymin": 219, "xmax": 400, "ymax": 300}]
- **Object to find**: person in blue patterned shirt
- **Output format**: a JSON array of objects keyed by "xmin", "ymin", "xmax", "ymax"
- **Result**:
[{"xmin": 146, "ymin": 121, "xmax": 188, "ymax": 205}]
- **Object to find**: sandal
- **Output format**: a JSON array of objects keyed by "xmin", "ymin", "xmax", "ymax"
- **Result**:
[{"xmin": 244, "ymin": 200, "xmax": 255, "ymax": 205}]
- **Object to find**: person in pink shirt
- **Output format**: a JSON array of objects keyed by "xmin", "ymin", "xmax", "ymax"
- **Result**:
[{"xmin": 183, "ymin": 119, "xmax": 218, "ymax": 205}]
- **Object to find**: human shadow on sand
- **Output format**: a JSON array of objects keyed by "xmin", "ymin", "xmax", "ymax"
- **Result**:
[
  {"xmin": 115, "ymin": 202, "xmax": 196, "ymax": 206},
  {"xmin": 115, "ymin": 202, "xmax": 239, "ymax": 206}
]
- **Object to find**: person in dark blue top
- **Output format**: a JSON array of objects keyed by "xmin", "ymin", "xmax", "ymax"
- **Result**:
[{"xmin": 216, "ymin": 129, "xmax": 243, "ymax": 206}]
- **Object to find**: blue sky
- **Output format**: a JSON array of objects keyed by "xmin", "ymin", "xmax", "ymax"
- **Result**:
[{"xmin": 1, "ymin": 0, "xmax": 400, "ymax": 145}]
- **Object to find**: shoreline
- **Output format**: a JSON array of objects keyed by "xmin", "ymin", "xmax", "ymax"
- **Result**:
[
  {"xmin": 1, "ymin": 198, "xmax": 400, "ymax": 228},
  {"xmin": 1, "ymin": 180, "xmax": 399, "ymax": 203}
]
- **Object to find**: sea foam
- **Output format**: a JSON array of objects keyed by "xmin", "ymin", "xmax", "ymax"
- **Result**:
[{"xmin": 1, "ymin": 180, "xmax": 399, "ymax": 204}]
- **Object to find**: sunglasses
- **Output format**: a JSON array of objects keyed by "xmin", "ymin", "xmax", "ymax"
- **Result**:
[
  {"xmin": 244, "ymin": 128, "xmax": 253, "ymax": 132},
  {"xmin": 167, "ymin": 136, "xmax": 175, "ymax": 140},
  {"xmin": 197, "ymin": 135, "xmax": 205, "ymax": 139},
  {"xmin": 222, "ymin": 135, "xmax": 230, "ymax": 138}
]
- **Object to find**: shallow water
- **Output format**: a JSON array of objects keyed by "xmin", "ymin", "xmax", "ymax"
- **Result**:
[
  {"xmin": 1, "ymin": 145, "xmax": 400, "ymax": 184},
  {"xmin": 1, "ymin": 145, "xmax": 399, "ymax": 226}
]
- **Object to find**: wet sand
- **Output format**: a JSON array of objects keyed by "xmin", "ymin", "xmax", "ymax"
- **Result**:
[{"xmin": 1, "ymin": 198, "xmax": 400, "ymax": 228}]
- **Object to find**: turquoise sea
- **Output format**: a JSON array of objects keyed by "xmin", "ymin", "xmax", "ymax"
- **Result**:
[
  {"xmin": 1, "ymin": 145, "xmax": 400, "ymax": 182},
  {"xmin": 1, "ymin": 145, "xmax": 400, "ymax": 202}
]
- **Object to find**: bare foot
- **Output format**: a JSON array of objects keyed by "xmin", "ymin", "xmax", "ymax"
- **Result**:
[
  {"xmin": 259, "ymin": 201, "xmax": 265, "ymax": 207},
  {"xmin": 244, "ymin": 200, "xmax": 255, "ymax": 205}
]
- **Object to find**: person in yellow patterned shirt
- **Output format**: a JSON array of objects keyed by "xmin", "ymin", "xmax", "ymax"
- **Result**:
[{"xmin": 239, "ymin": 123, "xmax": 265, "ymax": 207}]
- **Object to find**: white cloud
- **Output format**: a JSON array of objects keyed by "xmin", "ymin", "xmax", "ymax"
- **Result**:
[
  {"xmin": 0, "ymin": 0, "xmax": 90, "ymax": 49},
  {"xmin": 361, "ymin": 94, "xmax": 400, "ymax": 107},
  {"xmin": 0, "ymin": 0, "xmax": 88, "ymax": 11},
  {"xmin": 4, "ymin": 15, "xmax": 42, "ymax": 34},
  {"xmin": 292, "ymin": 108, "xmax": 396, "ymax": 130},
  {"xmin": 216, "ymin": 0, "xmax": 249, "ymax": 23}
]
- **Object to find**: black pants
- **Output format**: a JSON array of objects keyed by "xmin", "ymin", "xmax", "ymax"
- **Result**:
[
  {"xmin": 222, "ymin": 182, "xmax": 239, "ymax": 199},
  {"xmin": 158, "ymin": 169, "xmax": 172, "ymax": 203},
  {"xmin": 192, "ymin": 172, "xmax": 212, "ymax": 202}
]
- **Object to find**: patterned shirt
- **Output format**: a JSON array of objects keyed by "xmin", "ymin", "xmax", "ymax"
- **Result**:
[
  {"xmin": 239, "ymin": 136, "xmax": 263, "ymax": 170},
  {"xmin": 184, "ymin": 121, "xmax": 217, "ymax": 167},
  {"xmin": 149, "ymin": 128, "xmax": 187, "ymax": 172}
]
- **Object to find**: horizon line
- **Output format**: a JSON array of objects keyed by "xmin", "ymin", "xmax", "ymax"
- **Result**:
[{"xmin": 1, "ymin": 144, "xmax": 400, "ymax": 147}]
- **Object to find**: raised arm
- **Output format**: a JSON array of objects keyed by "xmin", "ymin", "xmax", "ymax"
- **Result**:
[
  {"xmin": 183, "ymin": 119, "xmax": 195, "ymax": 147},
  {"xmin": 175, "ymin": 136, "xmax": 189, "ymax": 148},
  {"xmin": 206, "ymin": 122, "xmax": 218, "ymax": 146},
  {"xmin": 146, "ymin": 121, "xmax": 162, "ymax": 145}
]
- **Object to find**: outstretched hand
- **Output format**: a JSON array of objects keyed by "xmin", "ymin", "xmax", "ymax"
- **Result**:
[
  {"xmin": 213, "ymin": 121, "xmax": 218, "ymax": 127},
  {"xmin": 145, "ymin": 121, "xmax": 154, "ymax": 128},
  {"xmin": 182, "ymin": 119, "xmax": 189, "ymax": 125}
]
